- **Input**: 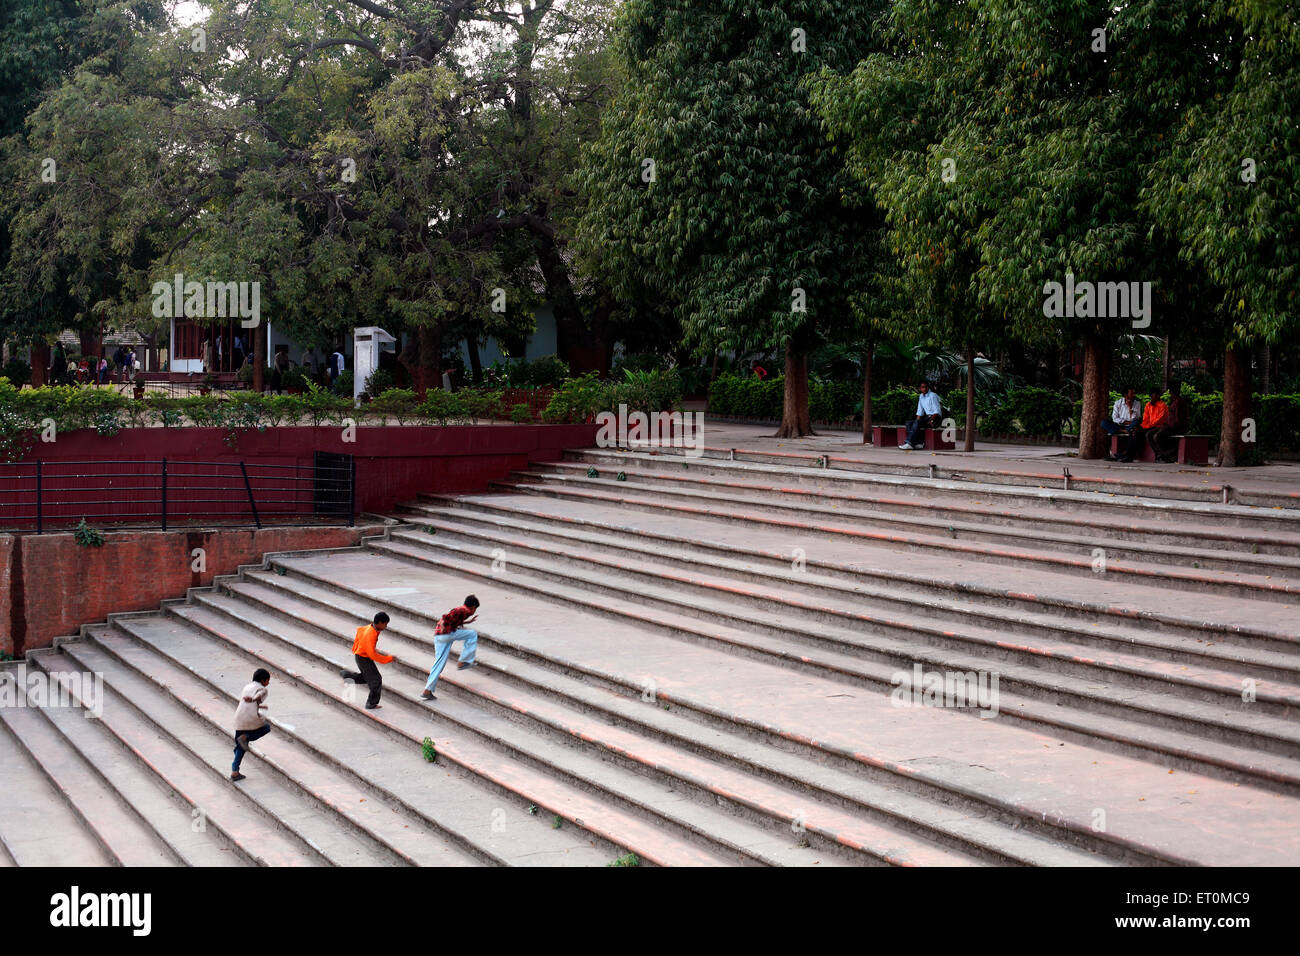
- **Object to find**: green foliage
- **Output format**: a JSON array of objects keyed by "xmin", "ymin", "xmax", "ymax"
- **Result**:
[
  {"xmin": 369, "ymin": 388, "xmax": 419, "ymax": 425},
  {"xmin": 1001, "ymin": 387, "xmax": 1074, "ymax": 438},
  {"xmin": 333, "ymin": 371, "xmax": 354, "ymax": 398},
  {"xmin": 421, "ymin": 737, "xmax": 437, "ymax": 763},
  {"xmin": 74, "ymin": 518, "xmax": 104, "ymax": 548},
  {"xmin": 509, "ymin": 403, "xmax": 533, "ymax": 424},
  {"xmin": 460, "ymin": 389, "xmax": 503, "ymax": 423},
  {"xmin": 364, "ymin": 368, "xmax": 398, "ymax": 398},
  {"xmin": 710, "ymin": 374, "xmax": 858, "ymax": 423},
  {"xmin": 551, "ymin": 814, "xmax": 563, "ymax": 829},
  {"xmin": 1, "ymin": 359, "xmax": 30, "ymax": 386},
  {"xmin": 577, "ymin": 0, "xmax": 887, "ymax": 431},
  {"xmin": 708, "ymin": 374, "xmax": 784, "ymax": 420},
  {"xmin": 541, "ymin": 373, "xmax": 606, "ymax": 424},
  {"xmin": 493, "ymin": 356, "xmax": 572, "ymax": 390},
  {"xmin": 606, "ymin": 852, "xmax": 639, "ymax": 868},
  {"xmin": 874, "ymin": 387, "xmax": 921, "ymax": 427},
  {"xmin": 418, "ymin": 390, "xmax": 470, "ymax": 425}
]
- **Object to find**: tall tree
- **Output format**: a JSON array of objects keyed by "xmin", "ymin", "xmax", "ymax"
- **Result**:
[{"xmin": 578, "ymin": 0, "xmax": 884, "ymax": 436}]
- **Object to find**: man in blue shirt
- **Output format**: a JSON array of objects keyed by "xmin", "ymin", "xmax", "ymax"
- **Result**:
[{"xmin": 900, "ymin": 382, "xmax": 943, "ymax": 450}]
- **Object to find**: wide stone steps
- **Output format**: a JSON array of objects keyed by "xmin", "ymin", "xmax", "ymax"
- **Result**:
[
  {"xmin": 618, "ymin": 444, "xmax": 1300, "ymax": 511},
  {"xmin": 495, "ymin": 473, "xmax": 1300, "ymax": 602},
  {"xmin": 404, "ymin": 491, "xmax": 1300, "ymax": 663},
  {"xmin": 14, "ymin": 657, "xmax": 246, "ymax": 866},
  {"xmin": 89, "ymin": 616, "xmax": 607, "ymax": 867},
  {"xmin": 50, "ymin": 637, "xmax": 378, "ymax": 866},
  {"xmin": 398, "ymin": 496, "xmax": 1300, "ymax": 681},
  {"xmin": 248, "ymin": 546, "xmax": 1300, "ymax": 866},
  {"xmin": 395, "ymin": 506, "xmax": 1300, "ymax": 705},
  {"xmin": 213, "ymin": 567, "xmax": 1098, "ymax": 866},
  {"xmin": 153, "ymin": 597, "xmax": 803, "ymax": 867},
  {"xmin": 178, "ymin": 583, "xmax": 897, "ymax": 867},
  {"xmin": 368, "ymin": 527, "xmax": 1300, "ymax": 792},
  {"xmin": 546, "ymin": 458, "xmax": 1300, "ymax": 557},
  {"xmin": 564, "ymin": 449, "xmax": 1300, "ymax": 536},
  {"xmin": 0, "ymin": 664, "xmax": 180, "ymax": 866},
  {"xmin": 81, "ymin": 622, "xmax": 483, "ymax": 867},
  {"xmin": 0, "ymin": 680, "xmax": 118, "ymax": 867}
]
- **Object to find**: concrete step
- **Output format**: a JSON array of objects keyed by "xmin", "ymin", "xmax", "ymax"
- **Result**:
[
  {"xmin": 0, "ymin": 658, "xmax": 180, "ymax": 866},
  {"xmin": 223, "ymin": 562, "xmax": 1113, "ymax": 867},
  {"xmin": 105, "ymin": 610, "xmax": 614, "ymax": 867},
  {"xmin": 406, "ymin": 491, "xmax": 1300, "ymax": 660},
  {"xmin": 153, "ymin": 596, "xmax": 788, "ymax": 868},
  {"xmin": 0, "ymin": 675, "xmax": 117, "ymax": 867},
  {"xmin": 399, "ymin": 497, "xmax": 1300, "ymax": 681},
  {"xmin": 508, "ymin": 467, "xmax": 1300, "ymax": 586},
  {"xmin": 22, "ymin": 654, "xmax": 246, "ymax": 866},
  {"xmin": 395, "ymin": 509, "xmax": 1300, "ymax": 709},
  {"xmin": 51, "ymin": 637, "xmax": 337, "ymax": 866},
  {"xmin": 565, "ymin": 448, "xmax": 1300, "ymax": 535},
  {"xmin": 367, "ymin": 532, "xmax": 1300, "ymax": 795},
  {"xmin": 603, "ymin": 444, "xmax": 1300, "ymax": 511},
  {"xmin": 84, "ymin": 619, "xmax": 485, "ymax": 868},
  {"xmin": 178, "ymin": 584, "xmax": 871, "ymax": 867},
  {"xmin": 255, "ymin": 546, "xmax": 1300, "ymax": 864},
  {"xmin": 492, "ymin": 475, "xmax": 1300, "ymax": 603}
]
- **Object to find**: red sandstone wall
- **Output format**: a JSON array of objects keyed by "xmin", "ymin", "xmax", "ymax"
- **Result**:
[
  {"xmin": 1, "ymin": 524, "xmax": 385, "ymax": 657},
  {"xmin": 1, "ymin": 423, "xmax": 597, "ymax": 521}
]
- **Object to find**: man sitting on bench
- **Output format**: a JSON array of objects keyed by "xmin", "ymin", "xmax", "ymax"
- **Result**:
[
  {"xmin": 1119, "ymin": 387, "xmax": 1167, "ymax": 463},
  {"xmin": 1102, "ymin": 387, "xmax": 1142, "ymax": 461},
  {"xmin": 900, "ymin": 381, "xmax": 942, "ymax": 450},
  {"xmin": 1150, "ymin": 381, "xmax": 1189, "ymax": 463}
]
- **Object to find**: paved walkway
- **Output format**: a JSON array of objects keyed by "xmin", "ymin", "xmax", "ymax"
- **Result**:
[{"xmin": 694, "ymin": 422, "xmax": 1300, "ymax": 497}]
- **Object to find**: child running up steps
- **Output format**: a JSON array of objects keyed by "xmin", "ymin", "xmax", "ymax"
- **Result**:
[{"xmin": 420, "ymin": 595, "xmax": 481, "ymax": 701}]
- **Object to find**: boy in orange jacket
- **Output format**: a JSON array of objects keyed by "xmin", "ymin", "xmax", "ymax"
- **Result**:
[{"xmin": 340, "ymin": 611, "xmax": 396, "ymax": 709}]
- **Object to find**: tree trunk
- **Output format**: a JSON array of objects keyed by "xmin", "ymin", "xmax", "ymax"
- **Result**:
[
  {"xmin": 1259, "ymin": 342, "xmax": 1272, "ymax": 394},
  {"xmin": 775, "ymin": 342, "xmax": 814, "ymax": 438},
  {"xmin": 964, "ymin": 343, "xmax": 976, "ymax": 452},
  {"xmin": 1218, "ymin": 344, "xmax": 1251, "ymax": 467},
  {"xmin": 1162, "ymin": 335, "xmax": 1171, "ymax": 391},
  {"xmin": 30, "ymin": 342, "xmax": 49, "ymax": 388},
  {"xmin": 1077, "ymin": 333, "xmax": 1112, "ymax": 459},
  {"xmin": 253, "ymin": 322, "xmax": 266, "ymax": 393},
  {"xmin": 861, "ymin": 344, "xmax": 874, "ymax": 443}
]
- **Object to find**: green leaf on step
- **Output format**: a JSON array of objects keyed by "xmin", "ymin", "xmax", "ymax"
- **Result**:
[{"xmin": 586, "ymin": 466, "xmax": 598, "ymax": 478}]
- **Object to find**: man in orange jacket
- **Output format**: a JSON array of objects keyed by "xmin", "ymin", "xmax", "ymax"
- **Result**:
[
  {"xmin": 1120, "ymin": 387, "xmax": 1168, "ymax": 463},
  {"xmin": 340, "ymin": 611, "xmax": 395, "ymax": 709}
]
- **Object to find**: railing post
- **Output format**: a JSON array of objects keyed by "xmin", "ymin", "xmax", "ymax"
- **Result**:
[
  {"xmin": 239, "ymin": 461, "xmax": 262, "ymax": 529},
  {"xmin": 160, "ymin": 458, "xmax": 168, "ymax": 531},
  {"xmin": 35, "ymin": 460, "xmax": 42, "ymax": 534},
  {"xmin": 349, "ymin": 457, "xmax": 356, "ymax": 527}
]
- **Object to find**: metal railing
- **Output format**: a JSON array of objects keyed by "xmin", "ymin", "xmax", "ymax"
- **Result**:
[{"xmin": 0, "ymin": 457, "xmax": 355, "ymax": 532}]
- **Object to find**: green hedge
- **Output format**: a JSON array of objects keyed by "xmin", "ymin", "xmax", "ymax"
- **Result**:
[{"xmin": 541, "ymin": 370, "xmax": 683, "ymax": 424}]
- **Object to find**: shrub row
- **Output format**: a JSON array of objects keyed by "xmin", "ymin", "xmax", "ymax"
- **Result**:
[{"xmin": 709, "ymin": 375, "xmax": 1075, "ymax": 437}]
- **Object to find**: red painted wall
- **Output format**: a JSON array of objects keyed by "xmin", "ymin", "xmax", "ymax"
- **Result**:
[
  {"xmin": 1, "ymin": 423, "xmax": 598, "ymax": 526},
  {"xmin": 1, "ymin": 523, "xmax": 387, "ymax": 657}
]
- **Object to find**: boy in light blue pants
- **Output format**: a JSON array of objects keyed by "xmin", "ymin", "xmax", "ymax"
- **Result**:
[{"xmin": 421, "ymin": 595, "xmax": 481, "ymax": 700}]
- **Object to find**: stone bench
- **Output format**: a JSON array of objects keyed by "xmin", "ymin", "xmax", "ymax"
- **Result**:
[
  {"xmin": 872, "ymin": 424, "xmax": 955, "ymax": 451},
  {"xmin": 1110, "ymin": 433, "xmax": 1210, "ymax": 466}
]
